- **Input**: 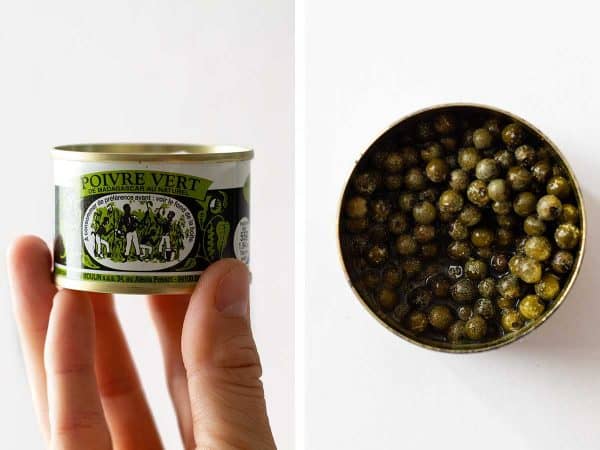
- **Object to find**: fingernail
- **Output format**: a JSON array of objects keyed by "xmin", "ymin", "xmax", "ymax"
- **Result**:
[{"xmin": 215, "ymin": 264, "xmax": 250, "ymax": 317}]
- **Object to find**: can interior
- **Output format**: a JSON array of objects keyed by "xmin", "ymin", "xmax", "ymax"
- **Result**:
[{"xmin": 339, "ymin": 104, "xmax": 586, "ymax": 353}]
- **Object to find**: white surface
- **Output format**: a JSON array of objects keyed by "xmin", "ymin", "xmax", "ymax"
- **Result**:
[
  {"xmin": 0, "ymin": 1, "xmax": 293, "ymax": 449},
  {"xmin": 305, "ymin": 1, "xmax": 600, "ymax": 449}
]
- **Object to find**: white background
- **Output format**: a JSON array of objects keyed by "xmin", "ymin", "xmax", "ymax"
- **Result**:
[
  {"xmin": 0, "ymin": 1, "xmax": 293, "ymax": 448},
  {"xmin": 306, "ymin": 1, "xmax": 599, "ymax": 449}
]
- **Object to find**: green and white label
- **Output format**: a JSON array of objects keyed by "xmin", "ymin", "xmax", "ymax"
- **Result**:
[{"xmin": 54, "ymin": 161, "xmax": 250, "ymax": 287}]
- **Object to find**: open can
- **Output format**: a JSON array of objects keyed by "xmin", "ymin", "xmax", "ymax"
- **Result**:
[
  {"xmin": 52, "ymin": 144, "xmax": 252, "ymax": 294},
  {"xmin": 338, "ymin": 104, "xmax": 586, "ymax": 353}
]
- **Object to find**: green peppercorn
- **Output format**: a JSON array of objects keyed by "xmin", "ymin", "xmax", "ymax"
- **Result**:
[
  {"xmin": 398, "ymin": 192, "xmax": 417, "ymax": 212},
  {"xmin": 501, "ymin": 309, "xmax": 524, "ymax": 332},
  {"xmin": 362, "ymin": 269, "xmax": 381, "ymax": 289},
  {"xmin": 404, "ymin": 168, "xmax": 427, "ymax": 191},
  {"xmin": 438, "ymin": 189, "xmax": 464, "ymax": 214},
  {"xmin": 408, "ymin": 287, "xmax": 433, "ymax": 310},
  {"xmin": 388, "ymin": 212, "xmax": 409, "ymax": 235},
  {"xmin": 496, "ymin": 228, "xmax": 514, "ymax": 247},
  {"xmin": 537, "ymin": 194, "xmax": 563, "ymax": 221},
  {"xmin": 478, "ymin": 278, "xmax": 496, "ymax": 298},
  {"xmin": 458, "ymin": 204, "xmax": 482, "ymax": 227},
  {"xmin": 508, "ymin": 255, "xmax": 526, "ymax": 276},
  {"xmin": 425, "ymin": 158, "xmax": 449, "ymax": 183},
  {"xmin": 497, "ymin": 297, "xmax": 515, "ymax": 310},
  {"xmin": 416, "ymin": 121, "xmax": 435, "ymax": 142},
  {"xmin": 475, "ymin": 246, "xmax": 493, "ymax": 260},
  {"xmin": 532, "ymin": 159, "xmax": 552, "ymax": 183},
  {"xmin": 447, "ymin": 320, "xmax": 466, "ymax": 342},
  {"xmin": 546, "ymin": 176, "xmax": 571, "ymax": 199},
  {"xmin": 524, "ymin": 236, "xmax": 552, "ymax": 261},
  {"xmin": 345, "ymin": 217, "xmax": 369, "ymax": 233},
  {"xmin": 434, "ymin": 112, "xmax": 457, "ymax": 135},
  {"xmin": 421, "ymin": 142, "xmax": 444, "ymax": 162},
  {"xmin": 448, "ymin": 220, "xmax": 468, "ymax": 240},
  {"xmin": 474, "ymin": 298, "xmax": 495, "ymax": 319},
  {"xmin": 458, "ymin": 147, "xmax": 481, "ymax": 171},
  {"xmin": 554, "ymin": 223, "xmax": 580, "ymax": 249},
  {"xmin": 384, "ymin": 174, "xmax": 403, "ymax": 190},
  {"xmin": 429, "ymin": 275, "xmax": 451, "ymax": 298},
  {"xmin": 441, "ymin": 137, "xmax": 458, "ymax": 152},
  {"xmin": 471, "ymin": 227, "xmax": 495, "ymax": 248},
  {"xmin": 428, "ymin": 305, "xmax": 454, "ymax": 331},
  {"xmin": 413, "ymin": 201, "xmax": 437, "ymax": 225},
  {"xmin": 551, "ymin": 250, "xmax": 574, "ymax": 275},
  {"xmin": 519, "ymin": 294, "xmax": 545, "ymax": 320},
  {"xmin": 506, "ymin": 166, "xmax": 532, "ymax": 191},
  {"xmin": 400, "ymin": 146, "xmax": 419, "ymax": 167},
  {"xmin": 393, "ymin": 302, "xmax": 411, "ymax": 323},
  {"xmin": 484, "ymin": 117, "xmax": 502, "ymax": 137},
  {"xmin": 487, "ymin": 179, "xmax": 510, "ymax": 202},
  {"xmin": 456, "ymin": 305, "xmax": 473, "ymax": 321},
  {"xmin": 494, "ymin": 149, "xmax": 515, "ymax": 170},
  {"xmin": 462, "ymin": 129, "xmax": 474, "ymax": 146},
  {"xmin": 559, "ymin": 204, "xmax": 579, "ymax": 224},
  {"xmin": 516, "ymin": 256, "xmax": 542, "ymax": 284},
  {"xmin": 370, "ymin": 198, "xmax": 392, "ymax": 222},
  {"xmin": 383, "ymin": 266, "xmax": 403, "ymax": 288},
  {"xmin": 383, "ymin": 152, "xmax": 404, "ymax": 173},
  {"xmin": 367, "ymin": 244, "xmax": 388, "ymax": 266},
  {"xmin": 378, "ymin": 288, "xmax": 399, "ymax": 311},
  {"xmin": 535, "ymin": 273, "xmax": 561, "ymax": 301},
  {"xmin": 447, "ymin": 240, "xmax": 472, "ymax": 261},
  {"xmin": 523, "ymin": 215, "xmax": 546, "ymax": 236},
  {"xmin": 396, "ymin": 234, "xmax": 418, "ymax": 256},
  {"xmin": 414, "ymin": 224, "xmax": 436, "ymax": 243},
  {"xmin": 496, "ymin": 214, "xmax": 519, "ymax": 229},
  {"xmin": 449, "ymin": 169, "xmax": 469, "ymax": 191},
  {"xmin": 513, "ymin": 192, "xmax": 537, "ymax": 217},
  {"xmin": 465, "ymin": 258, "xmax": 488, "ymax": 280},
  {"xmin": 465, "ymin": 315, "xmax": 487, "ymax": 340},
  {"xmin": 402, "ymin": 257, "xmax": 423, "ymax": 279},
  {"xmin": 491, "ymin": 252, "xmax": 510, "ymax": 274},
  {"xmin": 345, "ymin": 196, "xmax": 368, "ymax": 218},
  {"xmin": 473, "ymin": 128, "xmax": 493, "ymax": 149},
  {"xmin": 515, "ymin": 236, "xmax": 528, "ymax": 255},
  {"xmin": 467, "ymin": 180, "xmax": 489, "ymax": 207},
  {"xmin": 353, "ymin": 171, "xmax": 381, "ymax": 195},
  {"xmin": 497, "ymin": 274, "xmax": 521, "ymax": 300},
  {"xmin": 475, "ymin": 158, "xmax": 500, "ymax": 181},
  {"xmin": 515, "ymin": 144, "xmax": 536, "ymax": 167},
  {"xmin": 450, "ymin": 278, "xmax": 477, "ymax": 303},
  {"xmin": 501, "ymin": 123, "xmax": 525, "ymax": 147},
  {"xmin": 406, "ymin": 310, "xmax": 428, "ymax": 334}
]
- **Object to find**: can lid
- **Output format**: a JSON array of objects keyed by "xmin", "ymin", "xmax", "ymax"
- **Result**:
[{"xmin": 52, "ymin": 143, "xmax": 254, "ymax": 162}]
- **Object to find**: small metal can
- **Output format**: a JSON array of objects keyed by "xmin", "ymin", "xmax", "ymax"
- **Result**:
[
  {"xmin": 52, "ymin": 144, "xmax": 252, "ymax": 294},
  {"xmin": 338, "ymin": 104, "xmax": 586, "ymax": 353}
]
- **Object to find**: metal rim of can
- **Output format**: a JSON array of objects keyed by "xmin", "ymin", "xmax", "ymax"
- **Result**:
[
  {"xmin": 337, "ymin": 102, "xmax": 587, "ymax": 354},
  {"xmin": 52, "ymin": 143, "xmax": 254, "ymax": 162}
]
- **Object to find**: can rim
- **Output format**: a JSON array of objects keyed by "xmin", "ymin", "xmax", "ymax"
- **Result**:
[
  {"xmin": 337, "ymin": 102, "xmax": 587, "ymax": 354},
  {"xmin": 52, "ymin": 143, "xmax": 254, "ymax": 162}
]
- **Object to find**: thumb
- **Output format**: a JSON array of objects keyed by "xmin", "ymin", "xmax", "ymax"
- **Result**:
[{"xmin": 181, "ymin": 259, "xmax": 276, "ymax": 450}]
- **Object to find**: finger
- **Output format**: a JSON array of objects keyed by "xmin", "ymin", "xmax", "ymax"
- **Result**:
[
  {"xmin": 182, "ymin": 259, "xmax": 276, "ymax": 450},
  {"xmin": 44, "ymin": 289, "xmax": 112, "ymax": 450},
  {"xmin": 147, "ymin": 294, "xmax": 194, "ymax": 450},
  {"xmin": 91, "ymin": 293, "xmax": 163, "ymax": 450},
  {"xmin": 7, "ymin": 235, "xmax": 56, "ymax": 442}
]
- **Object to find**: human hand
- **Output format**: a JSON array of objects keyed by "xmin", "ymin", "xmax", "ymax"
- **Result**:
[{"xmin": 7, "ymin": 236, "xmax": 276, "ymax": 450}]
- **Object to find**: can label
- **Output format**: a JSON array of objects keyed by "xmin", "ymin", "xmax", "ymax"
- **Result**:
[{"xmin": 54, "ymin": 165, "xmax": 250, "ymax": 287}]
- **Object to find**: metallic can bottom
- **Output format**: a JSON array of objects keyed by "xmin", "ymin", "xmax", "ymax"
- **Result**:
[{"xmin": 54, "ymin": 274, "xmax": 198, "ymax": 295}]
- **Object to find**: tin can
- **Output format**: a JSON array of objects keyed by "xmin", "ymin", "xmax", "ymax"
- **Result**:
[
  {"xmin": 52, "ymin": 144, "xmax": 252, "ymax": 294},
  {"xmin": 338, "ymin": 104, "xmax": 586, "ymax": 353}
]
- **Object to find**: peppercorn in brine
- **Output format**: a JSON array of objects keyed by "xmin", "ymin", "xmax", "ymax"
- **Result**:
[{"xmin": 339, "ymin": 106, "xmax": 583, "ymax": 350}]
